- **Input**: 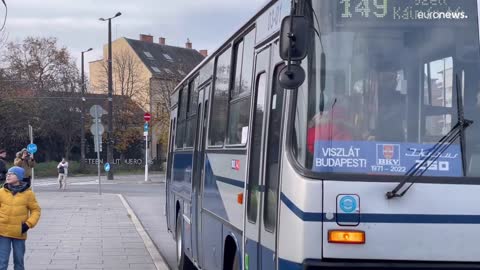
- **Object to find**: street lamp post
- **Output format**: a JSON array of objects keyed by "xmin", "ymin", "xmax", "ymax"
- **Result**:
[
  {"xmin": 80, "ymin": 48, "xmax": 93, "ymax": 171},
  {"xmin": 100, "ymin": 12, "xmax": 121, "ymax": 180}
]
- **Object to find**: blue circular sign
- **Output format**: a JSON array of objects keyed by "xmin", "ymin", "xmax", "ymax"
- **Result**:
[
  {"xmin": 27, "ymin": 143, "xmax": 38, "ymax": 154},
  {"xmin": 104, "ymin": 163, "xmax": 111, "ymax": 172},
  {"xmin": 339, "ymin": 196, "xmax": 357, "ymax": 213}
]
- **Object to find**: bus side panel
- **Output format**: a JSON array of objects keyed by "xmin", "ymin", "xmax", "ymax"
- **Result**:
[
  {"xmin": 245, "ymin": 238, "xmax": 258, "ymax": 270},
  {"xmin": 202, "ymin": 153, "xmax": 246, "ymax": 229},
  {"xmin": 277, "ymin": 152, "xmax": 324, "ymax": 269},
  {"xmin": 167, "ymin": 188, "xmax": 176, "ymax": 234},
  {"xmin": 183, "ymin": 200, "xmax": 193, "ymax": 259},
  {"xmin": 201, "ymin": 212, "xmax": 223, "ymax": 270}
]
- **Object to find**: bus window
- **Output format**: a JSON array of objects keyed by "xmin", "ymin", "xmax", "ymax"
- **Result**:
[
  {"xmin": 264, "ymin": 64, "xmax": 285, "ymax": 232},
  {"xmin": 231, "ymin": 29, "xmax": 255, "ymax": 98},
  {"xmin": 423, "ymin": 57, "xmax": 454, "ymax": 141},
  {"xmin": 185, "ymin": 77, "xmax": 199, "ymax": 148},
  {"xmin": 189, "ymin": 77, "xmax": 200, "ymax": 116},
  {"xmin": 232, "ymin": 40, "xmax": 244, "ymax": 98},
  {"xmin": 227, "ymin": 29, "xmax": 255, "ymax": 145},
  {"xmin": 209, "ymin": 47, "xmax": 232, "ymax": 146},
  {"xmin": 227, "ymin": 97, "xmax": 250, "ymax": 145},
  {"xmin": 176, "ymin": 85, "xmax": 188, "ymax": 148},
  {"xmin": 247, "ymin": 72, "xmax": 267, "ymax": 223},
  {"xmin": 466, "ymin": 78, "xmax": 480, "ymax": 177}
]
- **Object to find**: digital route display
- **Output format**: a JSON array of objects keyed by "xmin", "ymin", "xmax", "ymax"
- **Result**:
[{"xmin": 336, "ymin": 0, "xmax": 476, "ymax": 27}]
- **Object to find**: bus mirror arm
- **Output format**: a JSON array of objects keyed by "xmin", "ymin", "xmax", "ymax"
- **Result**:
[{"xmin": 278, "ymin": 1, "xmax": 308, "ymax": 90}]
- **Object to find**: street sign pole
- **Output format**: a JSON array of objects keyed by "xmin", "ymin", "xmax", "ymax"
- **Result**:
[
  {"xmin": 28, "ymin": 125, "xmax": 34, "ymax": 190},
  {"xmin": 145, "ymin": 130, "xmax": 148, "ymax": 182},
  {"xmin": 144, "ymin": 122, "xmax": 149, "ymax": 182},
  {"xmin": 95, "ymin": 106, "xmax": 102, "ymax": 195},
  {"xmin": 90, "ymin": 104, "xmax": 105, "ymax": 194},
  {"xmin": 144, "ymin": 112, "xmax": 151, "ymax": 182}
]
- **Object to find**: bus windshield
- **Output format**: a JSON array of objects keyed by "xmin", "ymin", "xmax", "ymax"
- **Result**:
[{"xmin": 292, "ymin": 0, "xmax": 480, "ymax": 178}]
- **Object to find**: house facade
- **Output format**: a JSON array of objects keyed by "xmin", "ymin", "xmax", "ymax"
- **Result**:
[{"xmin": 89, "ymin": 34, "xmax": 205, "ymax": 161}]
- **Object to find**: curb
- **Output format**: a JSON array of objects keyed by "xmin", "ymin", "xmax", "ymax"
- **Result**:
[{"xmin": 117, "ymin": 194, "xmax": 170, "ymax": 270}]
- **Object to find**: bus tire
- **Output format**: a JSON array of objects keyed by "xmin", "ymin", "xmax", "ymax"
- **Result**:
[{"xmin": 176, "ymin": 212, "xmax": 196, "ymax": 270}]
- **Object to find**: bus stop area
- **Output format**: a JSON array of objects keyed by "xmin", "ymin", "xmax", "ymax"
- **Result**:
[{"xmin": 11, "ymin": 191, "xmax": 169, "ymax": 270}]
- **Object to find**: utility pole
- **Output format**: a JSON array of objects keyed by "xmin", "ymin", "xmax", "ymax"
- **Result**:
[
  {"xmin": 94, "ymin": 106, "xmax": 102, "ymax": 195},
  {"xmin": 143, "ymin": 113, "xmax": 151, "ymax": 182},
  {"xmin": 100, "ymin": 12, "xmax": 122, "ymax": 180},
  {"xmin": 107, "ymin": 17, "xmax": 114, "ymax": 180},
  {"xmin": 80, "ymin": 48, "xmax": 92, "ymax": 171}
]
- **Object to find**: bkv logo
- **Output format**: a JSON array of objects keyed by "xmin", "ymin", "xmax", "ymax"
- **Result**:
[
  {"xmin": 376, "ymin": 144, "xmax": 401, "ymax": 166},
  {"xmin": 231, "ymin": 160, "xmax": 240, "ymax": 171}
]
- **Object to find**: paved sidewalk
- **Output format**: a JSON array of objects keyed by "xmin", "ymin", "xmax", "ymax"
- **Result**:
[{"xmin": 12, "ymin": 192, "xmax": 162, "ymax": 270}]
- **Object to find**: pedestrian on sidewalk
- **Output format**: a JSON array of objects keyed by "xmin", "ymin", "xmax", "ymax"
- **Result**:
[
  {"xmin": 14, "ymin": 149, "xmax": 36, "ymax": 185},
  {"xmin": 0, "ymin": 149, "xmax": 7, "ymax": 185},
  {"xmin": 57, "ymin": 158, "xmax": 69, "ymax": 190},
  {"xmin": 0, "ymin": 166, "xmax": 41, "ymax": 270}
]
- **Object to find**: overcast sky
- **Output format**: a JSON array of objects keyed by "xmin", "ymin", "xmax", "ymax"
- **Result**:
[{"xmin": 3, "ymin": 0, "xmax": 266, "ymax": 71}]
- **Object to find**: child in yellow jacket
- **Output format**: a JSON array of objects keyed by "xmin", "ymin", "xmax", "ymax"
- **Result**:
[{"xmin": 0, "ymin": 166, "xmax": 41, "ymax": 270}]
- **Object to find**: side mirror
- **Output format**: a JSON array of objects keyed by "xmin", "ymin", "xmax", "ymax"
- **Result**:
[
  {"xmin": 279, "ymin": 16, "xmax": 310, "ymax": 61},
  {"xmin": 278, "ymin": 64, "xmax": 306, "ymax": 89}
]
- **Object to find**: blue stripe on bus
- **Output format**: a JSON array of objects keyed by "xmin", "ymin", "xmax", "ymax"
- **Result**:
[
  {"xmin": 281, "ymin": 193, "xmax": 480, "ymax": 224},
  {"xmin": 278, "ymin": 258, "xmax": 302, "ymax": 270},
  {"xmin": 216, "ymin": 176, "xmax": 245, "ymax": 188},
  {"xmin": 336, "ymin": 213, "xmax": 480, "ymax": 224},
  {"xmin": 246, "ymin": 238, "xmax": 303, "ymax": 270},
  {"xmin": 280, "ymin": 193, "xmax": 323, "ymax": 222}
]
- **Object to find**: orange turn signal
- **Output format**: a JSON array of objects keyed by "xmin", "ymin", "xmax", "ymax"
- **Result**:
[
  {"xmin": 328, "ymin": 230, "xmax": 365, "ymax": 244},
  {"xmin": 237, "ymin": 193, "xmax": 244, "ymax": 205}
]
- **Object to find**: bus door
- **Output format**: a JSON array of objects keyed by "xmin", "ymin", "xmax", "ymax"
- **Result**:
[
  {"xmin": 244, "ymin": 44, "xmax": 279, "ymax": 270},
  {"xmin": 258, "ymin": 43, "xmax": 285, "ymax": 270},
  {"xmin": 192, "ymin": 83, "xmax": 210, "ymax": 266}
]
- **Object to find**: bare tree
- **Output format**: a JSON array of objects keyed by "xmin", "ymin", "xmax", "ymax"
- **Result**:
[
  {"xmin": 1, "ymin": 37, "xmax": 81, "ymax": 160},
  {"xmin": 95, "ymin": 49, "xmax": 149, "ymax": 160}
]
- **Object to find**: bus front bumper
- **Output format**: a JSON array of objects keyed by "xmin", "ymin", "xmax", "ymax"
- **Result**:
[{"xmin": 303, "ymin": 259, "xmax": 480, "ymax": 269}]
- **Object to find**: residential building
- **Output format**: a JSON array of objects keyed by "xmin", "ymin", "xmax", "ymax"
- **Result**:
[{"xmin": 89, "ymin": 34, "xmax": 205, "ymax": 160}]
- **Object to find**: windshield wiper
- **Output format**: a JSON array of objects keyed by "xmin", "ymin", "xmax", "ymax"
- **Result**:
[{"xmin": 386, "ymin": 74, "xmax": 473, "ymax": 199}]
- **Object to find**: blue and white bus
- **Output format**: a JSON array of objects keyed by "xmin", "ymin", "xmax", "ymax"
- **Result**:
[{"xmin": 166, "ymin": 0, "xmax": 480, "ymax": 269}]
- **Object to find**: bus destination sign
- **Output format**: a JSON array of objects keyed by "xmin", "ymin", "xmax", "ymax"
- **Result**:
[{"xmin": 336, "ymin": 0, "xmax": 475, "ymax": 27}]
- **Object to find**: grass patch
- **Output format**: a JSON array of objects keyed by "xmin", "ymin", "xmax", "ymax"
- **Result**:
[{"xmin": 6, "ymin": 161, "xmax": 157, "ymax": 178}]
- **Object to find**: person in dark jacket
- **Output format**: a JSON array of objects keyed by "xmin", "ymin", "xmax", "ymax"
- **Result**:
[
  {"xmin": 13, "ymin": 149, "xmax": 35, "ymax": 185},
  {"xmin": 57, "ymin": 158, "xmax": 69, "ymax": 190},
  {"xmin": 0, "ymin": 150, "xmax": 6, "ymax": 184}
]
